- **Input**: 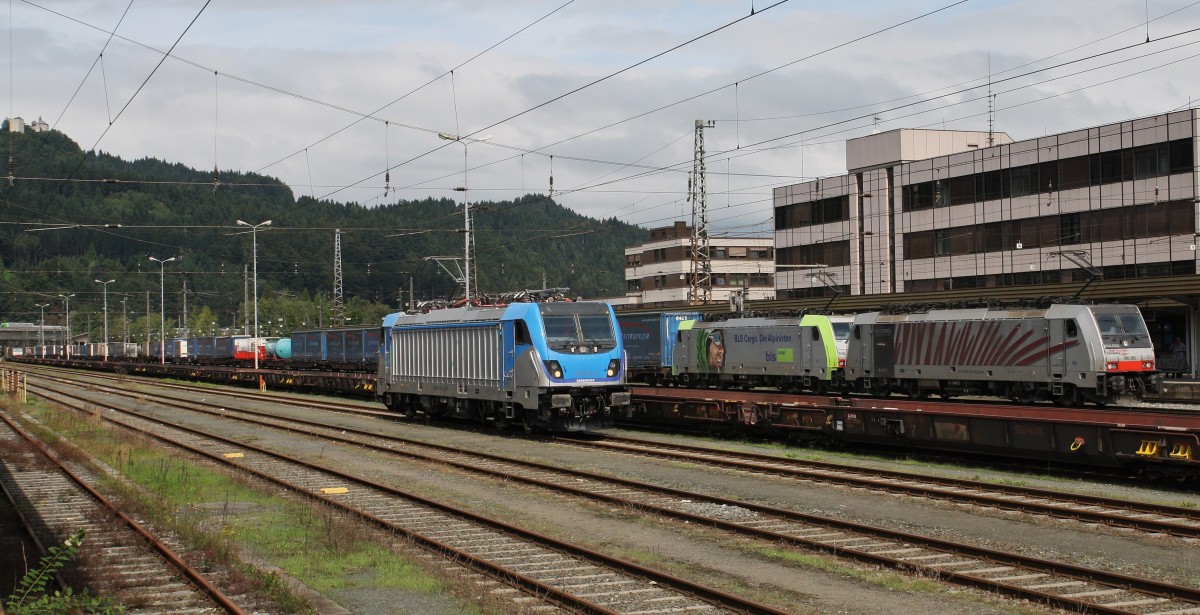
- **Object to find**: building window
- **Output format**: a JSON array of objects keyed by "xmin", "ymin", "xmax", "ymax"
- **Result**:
[
  {"xmin": 935, "ymin": 229, "xmax": 951, "ymax": 256},
  {"xmin": 900, "ymin": 138, "xmax": 1192, "ymax": 213},
  {"xmin": 774, "ymin": 195, "xmax": 850, "ymax": 229},
  {"xmin": 1061, "ymin": 213, "xmax": 1081, "ymax": 244},
  {"xmin": 1010, "ymin": 166, "xmax": 1033, "ymax": 197}
]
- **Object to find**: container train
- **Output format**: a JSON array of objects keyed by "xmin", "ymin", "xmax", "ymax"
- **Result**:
[
  {"xmin": 20, "ymin": 298, "xmax": 632, "ymax": 432},
  {"xmin": 26, "ymin": 326, "xmax": 381, "ymax": 372},
  {"xmin": 376, "ymin": 301, "xmax": 631, "ymax": 432},
  {"xmin": 622, "ymin": 301, "xmax": 1163, "ymax": 406}
]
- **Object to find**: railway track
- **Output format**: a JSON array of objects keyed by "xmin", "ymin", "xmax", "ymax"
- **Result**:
[
  {"xmin": 27, "ymin": 372, "xmax": 789, "ymax": 614},
  {"xmin": 23, "ymin": 364, "xmax": 1200, "ymax": 538},
  {"xmin": 25, "ymin": 370, "xmax": 1200, "ymax": 615},
  {"xmin": 0, "ymin": 411, "xmax": 248, "ymax": 614},
  {"xmin": 557, "ymin": 434, "xmax": 1200, "ymax": 540}
]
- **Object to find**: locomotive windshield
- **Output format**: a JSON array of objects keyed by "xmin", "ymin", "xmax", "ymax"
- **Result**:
[
  {"xmin": 831, "ymin": 321, "xmax": 852, "ymax": 341},
  {"xmin": 1093, "ymin": 309, "xmax": 1152, "ymax": 348},
  {"xmin": 540, "ymin": 304, "xmax": 617, "ymax": 352}
]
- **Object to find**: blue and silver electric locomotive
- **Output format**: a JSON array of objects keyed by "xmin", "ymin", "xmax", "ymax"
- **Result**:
[{"xmin": 376, "ymin": 301, "xmax": 630, "ymax": 431}]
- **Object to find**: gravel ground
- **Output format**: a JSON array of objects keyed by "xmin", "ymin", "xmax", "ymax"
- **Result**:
[{"xmin": 30, "ymin": 378, "xmax": 1200, "ymax": 613}]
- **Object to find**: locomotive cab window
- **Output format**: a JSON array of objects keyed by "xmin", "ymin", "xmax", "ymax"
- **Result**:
[
  {"xmin": 1093, "ymin": 309, "xmax": 1153, "ymax": 348},
  {"xmin": 853, "ymin": 325, "xmax": 861, "ymax": 339},
  {"xmin": 811, "ymin": 327, "xmax": 819, "ymax": 341},
  {"xmin": 1066, "ymin": 319, "xmax": 1078, "ymax": 338},
  {"xmin": 540, "ymin": 304, "xmax": 617, "ymax": 353},
  {"xmin": 832, "ymin": 322, "xmax": 852, "ymax": 341}
]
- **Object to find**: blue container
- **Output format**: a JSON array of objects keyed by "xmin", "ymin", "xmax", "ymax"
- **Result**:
[
  {"xmin": 269, "ymin": 337, "xmax": 293, "ymax": 359},
  {"xmin": 617, "ymin": 312, "xmax": 702, "ymax": 370}
]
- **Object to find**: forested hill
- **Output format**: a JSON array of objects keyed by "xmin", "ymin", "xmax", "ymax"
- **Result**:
[{"xmin": 0, "ymin": 126, "xmax": 648, "ymax": 336}]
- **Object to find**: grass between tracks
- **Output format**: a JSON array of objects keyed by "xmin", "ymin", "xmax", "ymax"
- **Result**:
[{"xmin": 14, "ymin": 399, "xmax": 493, "ymax": 615}]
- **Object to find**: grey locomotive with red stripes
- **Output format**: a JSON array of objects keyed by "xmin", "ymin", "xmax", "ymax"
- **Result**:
[{"xmin": 844, "ymin": 303, "xmax": 1162, "ymax": 405}]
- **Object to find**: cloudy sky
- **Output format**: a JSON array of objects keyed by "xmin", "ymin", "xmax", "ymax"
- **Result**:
[{"xmin": 6, "ymin": 0, "xmax": 1200, "ymax": 234}]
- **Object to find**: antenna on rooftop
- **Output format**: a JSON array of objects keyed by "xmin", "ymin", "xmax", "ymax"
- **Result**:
[{"xmin": 987, "ymin": 53, "xmax": 995, "ymax": 148}]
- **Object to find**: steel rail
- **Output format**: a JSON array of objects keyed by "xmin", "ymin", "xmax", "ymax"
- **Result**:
[
  {"xmin": 24, "ymin": 365, "xmax": 1200, "ymax": 537},
  {"xmin": 30, "ymin": 379, "xmax": 789, "ymax": 615},
  {"xmin": 570, "ymin": 433, "xmax": 1200, "ymax": 538},
  {"xmin": 0, "ymin": 411, "xmax": 248, "ymax": 614},
  {"xmin": 28, "ymin": 373, "xmax": 1200, "ymax": 615}
]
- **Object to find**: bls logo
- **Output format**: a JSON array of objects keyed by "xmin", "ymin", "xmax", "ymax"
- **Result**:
[{"xmin": 766, "ymin": 348, "xmax": 794, "ymax": 363}]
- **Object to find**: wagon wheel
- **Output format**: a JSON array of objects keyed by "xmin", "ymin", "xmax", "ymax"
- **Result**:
[
  {"xmin": 493, "ymin": 412, "xmax": 508, "ymax": 431},
  {"xmin": 523, "ymin": 414, "xmax": 538, "ymax": 434}
]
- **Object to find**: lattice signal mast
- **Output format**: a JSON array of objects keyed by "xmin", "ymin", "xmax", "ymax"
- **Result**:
[
  {"xmin": 689, "ymin": 119, "xmax": 715, "ymax": 304},
  {"xmin": 333, "ymin": 229, "xmax": 345, "ymax": 326}
]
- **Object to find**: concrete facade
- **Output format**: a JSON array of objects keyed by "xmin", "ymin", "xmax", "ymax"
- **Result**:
[{"xmin": 620, "ymin": 221, "xmax": 775, "ymax": 308}]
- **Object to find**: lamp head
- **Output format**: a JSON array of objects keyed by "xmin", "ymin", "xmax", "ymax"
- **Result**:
[{"xmin": 438, "ymin": 132, "xmax": 458, "ymax": 141}]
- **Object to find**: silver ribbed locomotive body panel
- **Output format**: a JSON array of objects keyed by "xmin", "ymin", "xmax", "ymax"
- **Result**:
[{"xmin": 383, "ymin": 321, "xmax": 508, "ymax": 401}]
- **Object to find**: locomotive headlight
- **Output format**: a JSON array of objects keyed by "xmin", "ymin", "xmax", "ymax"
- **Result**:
[
  {"xmin": 1106, "ymin": 362, "xmax": 1118, "ymax": 371},
  {"xmin": 607, "ymin": 359, "xmax": 620, "ymax": 378},
  {"xmin": 1143, "ymin": 361, "xmax": 1154, "ymax": 369},
  {"xmin": 544, "ymin": 360, "xmax": 564, "ymax": 379}
]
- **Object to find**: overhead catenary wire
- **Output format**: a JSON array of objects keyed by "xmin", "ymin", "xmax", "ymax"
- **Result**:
[
  {"xmin": 304, "ymin": 1, "xmax": 791, "ymax": 206},
  {"xmin": 50, "ymin": 0, "xmax": 134, "ymax": 130},
  {"xmin": 14, "ymin": 0, "xmax": 1195, "ymax": 217},
  {"xmin": 11, "ymin": 1, "xmax": 1200, "ymax": 258},
  {"xmin": 348, "ymin": 5, "xmax": 1200, "ymax": 222},
  {"xmin": 252, "ymin": 0, "xmax": 580, "ymax": 176},
  {"xmin": 15, "ymin": 0, "xmax": 981, "ymax": 211},
  {"xmin": 553, "ymin": 27, "xmax": 1200, "ymax": 219},
  {"xmin": 65, "ymin": 0, "xmax": 213, "ymax": 180}
]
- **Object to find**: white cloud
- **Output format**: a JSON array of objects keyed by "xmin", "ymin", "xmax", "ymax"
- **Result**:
[{"xmin": 7, "ymin": 0, "xmax": 1200, "ymax": 231}]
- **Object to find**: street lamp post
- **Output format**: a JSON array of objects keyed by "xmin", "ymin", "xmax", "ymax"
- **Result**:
[
  {"xmin": 94, "ymin": 278, "xmax": 115, "ymax": 360},
  {"xmin": 120, "ymin": 297, "xmax": 128, "ymax": 343},
  {"xmin": 236, "ymin": 219, "xmax": 272, "ymax": 369},
  {"xmin": 58, "ymin": 293, "xmax": 74, "ymax": 358},
  {"xmin": 35, "ymin": 303, "xmax": 49, "ymax": 356},
  {"xmin": 438, "ymin": 132, "xmax": 492, "ymax": 303},
  {"xmin": 149, "ymin": 256, "xmax": 176, "ymax": 364}
]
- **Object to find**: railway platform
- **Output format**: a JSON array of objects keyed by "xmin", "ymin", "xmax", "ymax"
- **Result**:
[{"xmin": 1152, "ymin": 376, "xmax": 1200, "ymax": 403}]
